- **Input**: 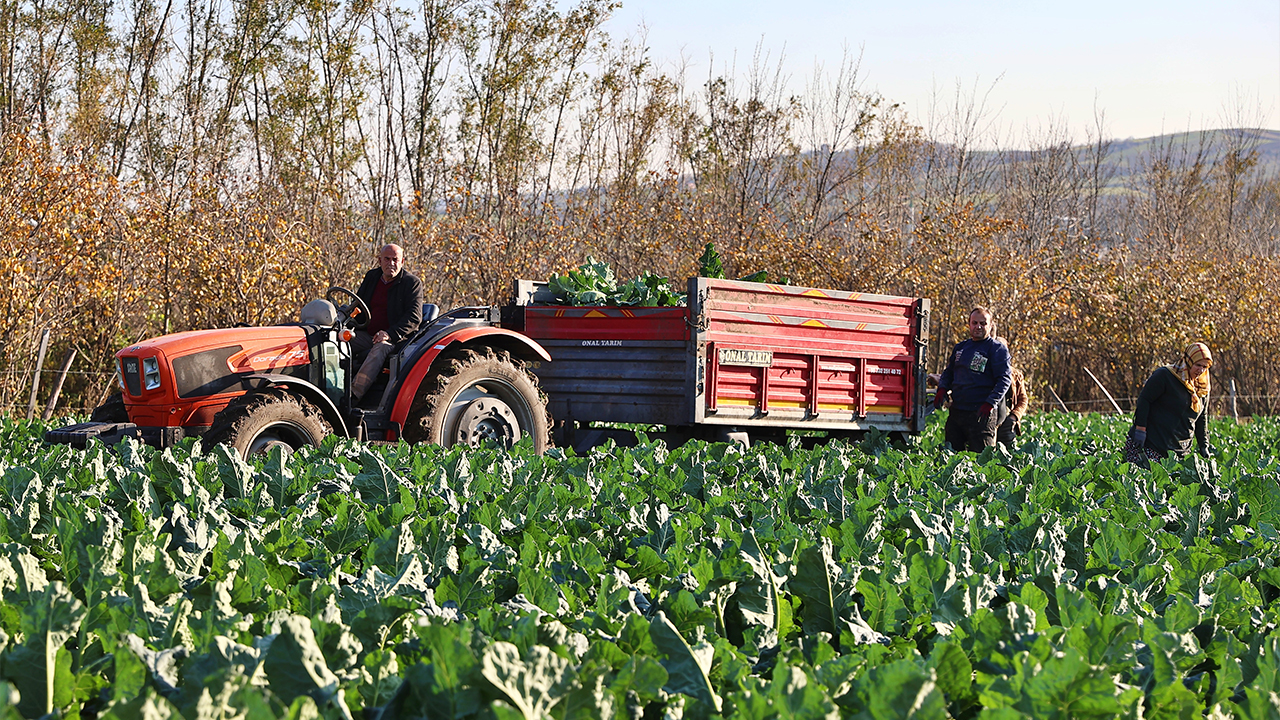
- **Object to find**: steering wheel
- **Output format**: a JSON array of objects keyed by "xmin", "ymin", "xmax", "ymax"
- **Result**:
[{"xmin": 326, "ymin": 286, "xmax": 370, "ymax": 329}]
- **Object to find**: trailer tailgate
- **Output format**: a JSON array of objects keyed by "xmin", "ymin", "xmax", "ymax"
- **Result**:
[{"xmin": 691, "ymin": 277, "xmax": 929, "ymax": 431}]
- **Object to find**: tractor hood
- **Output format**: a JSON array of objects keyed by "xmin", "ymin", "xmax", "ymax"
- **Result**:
[
  {"xmin": 120, "ymin": 326, "xmax": 309, "ymax": 360},
  {"xmin": 116, "ymin": 326, "xmax": 312, "ymax": 403}
]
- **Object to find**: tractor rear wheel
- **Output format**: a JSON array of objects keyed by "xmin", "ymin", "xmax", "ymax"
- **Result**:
[
  {"xmin": 405, "ymin": 348, "xmax": 549, "ymax": 453},
  {"xmin": 203, "ymin": 388, "xmax": 331, "ymax": 457}
]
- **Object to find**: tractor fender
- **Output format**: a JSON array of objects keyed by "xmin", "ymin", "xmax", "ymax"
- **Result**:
[
  {"xmin": 389, "ymin": 327, "xmax": 551, "ymax": 429},
  {"xmin": 241, "ymin": 373, "xmax": 349, "ymax": 437}
]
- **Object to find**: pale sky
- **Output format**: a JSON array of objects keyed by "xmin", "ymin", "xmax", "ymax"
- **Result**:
[{"xmin": 603, "ymin": 0, "xmax": 1279, "ymax": 144}]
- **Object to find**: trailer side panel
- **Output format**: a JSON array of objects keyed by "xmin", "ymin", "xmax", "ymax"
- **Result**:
[{"xmin": 516, "ymin": 305, "xmax": 691, "ymax": 425}]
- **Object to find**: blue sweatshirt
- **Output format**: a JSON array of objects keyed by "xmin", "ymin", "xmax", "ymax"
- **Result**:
[{"xmin": 938, "ymin": 337, "xmax": 1013, "ymax": 412}]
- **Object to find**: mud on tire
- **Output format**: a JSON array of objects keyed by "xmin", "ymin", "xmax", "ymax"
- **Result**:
[
  {"xmin": 403, "ymin": 348, "xmax": 550, "ymax": 453},
  {"xmin": 203, "ymin": 387, "xmax": 331, "ymax": 457}
]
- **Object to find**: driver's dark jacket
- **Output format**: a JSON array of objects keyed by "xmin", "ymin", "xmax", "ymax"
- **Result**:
[{"xmin": 355, "ymin": 267, "xmax": 423, "ymax": 344}]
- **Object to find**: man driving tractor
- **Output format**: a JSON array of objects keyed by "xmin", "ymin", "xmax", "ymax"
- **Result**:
[{"xmin": 350, "ymin": 243, "xmax": 423, "ymax": 401}]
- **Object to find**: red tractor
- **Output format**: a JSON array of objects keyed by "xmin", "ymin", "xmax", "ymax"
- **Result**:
[{"xmin": 46, "ymin": 288, "xmax": 552, "ymax": 455}]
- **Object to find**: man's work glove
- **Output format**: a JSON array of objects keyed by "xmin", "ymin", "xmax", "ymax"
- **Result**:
[
  {"xmin": 1129, "ymin": 427, "xmax": 1146, "ymax": 446},
  {"xmin": 978, "ymin": 403, "xmax": 994, "ymax": 421},
  {"xmin": 933, "ymin": 389, "xmax": 948, "ymax": 410}
]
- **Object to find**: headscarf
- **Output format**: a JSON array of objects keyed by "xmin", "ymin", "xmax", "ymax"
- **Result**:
[{"xmin": 1167, "ymin": 342, "xmax": 1212, "ymax": 413}]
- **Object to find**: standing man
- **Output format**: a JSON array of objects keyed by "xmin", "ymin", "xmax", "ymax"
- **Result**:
[
  {"xmin": 351, "ymin": 243, "xmax": 423, "ymax": 401},
  {"xmin": 934, "ymin": 307, "xmax": 1013, "ymax": 451}
]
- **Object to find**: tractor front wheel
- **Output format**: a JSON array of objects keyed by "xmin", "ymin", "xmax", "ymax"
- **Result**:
[
  {"xmin": 204, "ymin": 388, "xmax": 331, "ymax": 457},
  {"xmin": 90, "ymin": 393, "xmax": 128, "ymax": 423},
  {"xmin": 405, "ymin": 348, "xmax": 549, "ymax": 453}
]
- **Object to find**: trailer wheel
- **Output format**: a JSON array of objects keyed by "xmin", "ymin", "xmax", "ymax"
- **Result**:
[
  {"xmin": 203, "ymin": 388, "xmax": 331, "ymax": 457},
  {"xmin": 90, "ymin": 393, "xmax": 128, "ymax": 423},
  {"xmin": 406, "ymin": 348, "xmax": 550, "ymax": 453}
]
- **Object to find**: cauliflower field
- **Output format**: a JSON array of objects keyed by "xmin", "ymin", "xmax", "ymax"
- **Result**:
[{"xmin": 0, "ymin": 414, "xmax": 1279, "ymax": 719}]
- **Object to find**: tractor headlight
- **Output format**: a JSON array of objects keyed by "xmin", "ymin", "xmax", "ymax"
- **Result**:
[
  {"xmin": 117, "ymin": 360, "xmax": 126, "ymax": 391},
  {"xmin": 142, "ymin": 357, "xmax": 161, "ymax": 390}
]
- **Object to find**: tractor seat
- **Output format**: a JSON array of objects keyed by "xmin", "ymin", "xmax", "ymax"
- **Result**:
[
  {"xmin": 299, "ymin": 299, "xmax": 339, "ymax": 325},
  {"xmin": 423, "ymin": 303, "xmax": 440, "ymax": 323}
]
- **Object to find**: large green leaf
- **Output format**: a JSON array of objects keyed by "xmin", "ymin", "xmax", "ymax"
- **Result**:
[
  {"xmin": 768, "ymin": 664, "xmax": 838, "ymax": 720},
  {"xmin": 926, "ymin": 641, "xmax": 972, "ymax": 701},
  {"xmin": 113, "ymin": 641, "xmax": 149, "ymax": 702},
  {"xmin": 394, "ymin": 620, "xmax": 482, "ymax": 719},
  {"xmin": 790, "ymin": 540, "xmax": 839, "ymax": 635},
  {"xmin": 978, "ymin": 648, "xmax": 1142, "ymax": 719},
  {"xmin": 1238, "ymin": 471, "xmax": 1280, "ymax": 529},
  {"xmin": 1, "ymin": 645, "xmax": 74, "ymax": 718},
  {"xmin": 610, "ymin": 655, "xmax": 667, "ymax": 703},
  {"xmin": 649, "ymin": 612, "xmax": 721, "ymax": 712},
  {"xmin": 100, "ymin": 686, "xmax": 183, "ymax": 720},
  {"xmin": 149, "ymin": 448, "xmax": 198, "ymax": 503},
  {"xmin": 517, "ymin": 564, "xmax": 562, "ymax": 615},
  {"xmin": 354, "ymin": 449, "xmax": 401, "ymax": 506},
  {"xmin": 479, "ymin": 641, "xmax": 574, "ymax": 720},
  {"xmin": 2, "ymin": 581, "xmax": 84, "ymax": 716},
  {"xmin": 211, "ymin": 443, "xmax": 256, "ymax": 499},
  {"xmin": 0, "ymin": 544, "xmax": 48, "ymax": 603},
  {"xmin": 435, "ymin": 561, "xmax": 493, "ymax": 616},
  {"xmin": 260, "ymin": 445, "xmax": 298, "ymax": 507},
  {"xmin": 853, "ymin": 659, "xmax": 948, "ymax": 720},
  {"xmin": 262, "ymin": 615, "xmax": 352, "ymax": 719},
  {"xmin": 735, "ymin": 529, "xmax": 781, "ymax": 634}
]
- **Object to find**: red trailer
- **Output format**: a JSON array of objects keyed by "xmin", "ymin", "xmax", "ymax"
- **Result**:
[{"xmin": 504, "ymin": 277, "xmax": 930, "ymax": 448}]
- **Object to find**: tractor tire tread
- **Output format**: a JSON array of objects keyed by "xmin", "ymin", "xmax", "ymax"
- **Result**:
[
  {"xmin": 402, "ymin": 346, "xmax": 551, "ymax": 451},
  {"xmin": 203, "ymin": 387, "xmax": 331, "ymax": 457}
]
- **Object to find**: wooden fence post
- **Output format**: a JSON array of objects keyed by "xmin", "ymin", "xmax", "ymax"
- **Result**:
[
  {"xmin": 1229, "ymin": 378, "xmax": 1239, "ymax": 422},
  {"xmin": 25, "ymin": 329, "xmax": 51, "ymax": 420},
  {"xmin": 41, "ymin": 348, "xmax": 77, "ymax": 421},
  {"xmin": 1083, "ymin": 367, "xmax": 1124, "ymax": 415},
  {"xmin": 1046, "ymin": 385, "xmax": 1070, "ymax": 413},
  {"xmin": 95, "ymin": 371, "xmax": 120, "ymax": 409}
]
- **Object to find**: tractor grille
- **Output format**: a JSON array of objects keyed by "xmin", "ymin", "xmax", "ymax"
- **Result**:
[{"xmin": 121, "ymin": 357, "xmax": 142, "ymax": 396}]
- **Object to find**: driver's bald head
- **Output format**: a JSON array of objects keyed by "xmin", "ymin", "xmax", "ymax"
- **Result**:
[{"xmin": 379, "ymin": 244, "xmax": 405, "ymax": 281}]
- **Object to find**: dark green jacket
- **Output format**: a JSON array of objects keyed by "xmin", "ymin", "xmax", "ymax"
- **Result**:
[{"xmin": 1133, "ymin": 367, "xmax": 1209, "ymax": 457}]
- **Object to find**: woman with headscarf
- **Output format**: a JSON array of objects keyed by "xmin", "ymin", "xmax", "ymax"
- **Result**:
[
  {"xmin": 996, "ymin": 342, "xmax": 1029, "ymax": 447},
  {"xmin": 1125, "ymin": 342, "xmax": 1213, "ymax": 464}
]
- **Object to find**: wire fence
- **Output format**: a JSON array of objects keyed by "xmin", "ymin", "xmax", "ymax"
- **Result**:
[
  {"xmin": 1039, "ymin": 396, "xmax": 1264, "ymax": 408},
  {"xmin": 0, "ymin": 369, "xmax": 113, "ymax": 377},
  {"xmin": 0, "ymin": 365, "xmax": 117, "ymax": 419},
  {"xmin": 1037, "ymin": 394, "xmax": 1280, "ymax": 416}
]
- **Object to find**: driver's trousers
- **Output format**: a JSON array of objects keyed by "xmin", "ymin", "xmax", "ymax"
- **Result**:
[{"xmin": 351, "ymin": 331, "xmax": 394, "ymax": 400}]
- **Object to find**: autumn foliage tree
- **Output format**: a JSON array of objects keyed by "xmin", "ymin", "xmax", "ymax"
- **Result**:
[{"xmin": 1, "ymin": 0, "xmax": 1278, "ymax": 418}]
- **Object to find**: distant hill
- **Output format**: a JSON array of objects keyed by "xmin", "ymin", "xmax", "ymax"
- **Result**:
[
  {"xmin": 1100, "ymin": 128, "xmax": 1280, "ymax": 183},
  {"xmin": 812, "ymin": 129, "xmax": 1280, "ymax": 196},
  {"xmin": 876, "ymin": 128, "xmax": 1280, "ymax": 196}
]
